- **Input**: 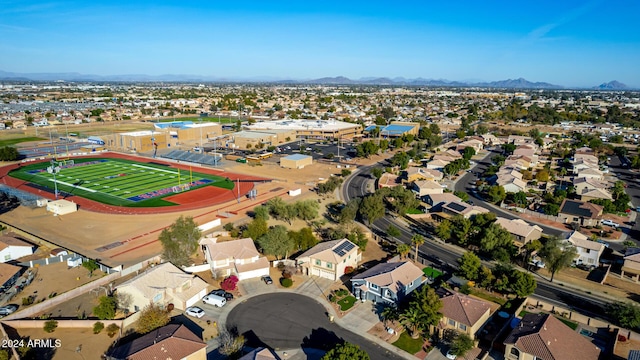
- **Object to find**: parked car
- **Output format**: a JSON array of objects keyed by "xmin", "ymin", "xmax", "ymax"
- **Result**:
[
  {"xmin": 202, "ymin": 294, "xmax": 227, "ymax": 307},
  {"xmin": 596, "ymin": 239, "xmax": 610, "ymax": 248},
  {"xmin": 446, "ymin": 350, "xmax": 457, "ymax": 359},
  {"xmin": 576, "ymin": 263, "xmax": 595, "ymax": 271},
  {"xmin": 185, "ymin": 306, "xmax": 205, "ymax": 318},
  {"xmin": 261, "ymin": 275, "xmax": 273, "ymax": 285},
  {"xmin": 209, "ymin": 289, "xmax": 234, "ymax": 301},
  {"xmin": 0, "ymin": 304, "xmax": 18, "ymax": 316},
  {"xmin": 602, "ymin": 219, "xmax": 619, "ymax": 228}
]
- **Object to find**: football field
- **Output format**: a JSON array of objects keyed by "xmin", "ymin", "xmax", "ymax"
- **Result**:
[{"xmin": 9, "ymin": 158, "xmax": 234, "ymax": 207}]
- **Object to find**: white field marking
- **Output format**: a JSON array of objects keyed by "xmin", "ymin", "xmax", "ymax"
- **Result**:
[{"xmin": 48, "ymin": 179, "xmax": 96, "ymax": 193}]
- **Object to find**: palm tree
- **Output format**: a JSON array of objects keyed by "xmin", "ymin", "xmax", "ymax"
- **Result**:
[
  {"xmin": 380, "ymin": 304, "xmax": 399, "ymax": 328},
  {"xmin": 397, "ymin": 244, "xmax": 411, "ymax": 260},
  {"xmin": 411, "ymin": 234, "xmax": 425, "ymax": 262},
  {"xmin": 399, "ymin": 306, "xmax": 426, "ymax": 339}
]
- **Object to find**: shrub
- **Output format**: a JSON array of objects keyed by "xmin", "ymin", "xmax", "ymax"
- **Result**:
[
  {"xmin": 43, "ymin": 320, "xmax": 58, "ymax": 333},
  {"xmin": 344, "ymin": 266, "xmax": 355, "ymax": 275},
  {"xmin": 22, "ymin": 296, "xmax": 35, "ymax": 306},
  {"xmin": 136, "ymin": 304, "xmax": 169, "ymax": 334},
  {"xmin": 93, "ymin": 321, "xmax": 105, "ymax": 334},
  {"xmin": 220, "ymin": 275, "xmax": 239, "ymax": 291},
  {"xmin": 106, "ymin": 323, "xmax": 120, "ymax": 338},
  {"xmin": 281, "ymin": 278, "xmax": 293, "ymax": 287}
]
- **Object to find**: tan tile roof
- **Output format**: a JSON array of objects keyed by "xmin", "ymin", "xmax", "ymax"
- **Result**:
[
  {"xmin": 495, "ymin": 218, "xmax": 542, "ymax": 239},
  {"xmin": 107, "ymin": 324, "xmax": 206, "ymax": 360},
  {"xmin": 352, "ymin": 261, "xmax": 424, "ymax": 293},
  {"xmin": 580, "ymin": 188, "xmax": 612, "ymax": 200},
  {"xmin": 117, "ymin": 262, "xmax": 207, "ymax": 301},
  {"xmin": 0, "ymin": 234, "xmax": 33, "ymax": 252},
  {"xmin": 437, "ymin": 288, "xmax": 492, "ymax": 327},
  {"xmin": 297, "ymin": 239, "xmax": 358, "ymax": 264},
  {"xmin": 239, "ymin": 347, "xmax": 280, "ymax": 360},
  {"xmin": 0, "ymin": 262, "xmax": 21, "ymax": 287},
  {"xmin": 505, "ymin": 313, "xmax": 600, "ymax": 360},
  {"xmin": 204, "ymin": 237, "xmax": 260, "ymax": 261},
  {"xmin": 235, "ymin": 256, "xmax": 270, "ymax": 273},
  {"xmin": 414, "ymin": 180, "xmax": 443, "ymax": 190},
  {"xmin": 427, "ymin": 193, "xmax": 461, "ymax": 205},
  {"xmin": 565, "ymin": 231, "xmax": 604, "ymax": 252}
]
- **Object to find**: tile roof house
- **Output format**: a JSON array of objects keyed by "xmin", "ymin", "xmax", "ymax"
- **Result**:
[
  {"xmin": 426, "ymin": 158, "xmax": 451, "ymax": 170},
  {"xmin": 0, "ymin": 262, "xmax": 23, "ymax": 292},
  {"xmin": 578, "ymin": 188, "xmax": 613, "ymax": 202},
  {"xmin": 297, "ymin": 239, "xmax": 360, "ymax": 281},
  {"xmin": 455, "ymin": 139, "xmax": 484, "ymax": 152},
  {"xmin": 0, "ymin": 233, "xmax": 35, "ymax": 263},
  {"xmin": 573, "ymin": 177, "xmax": 610, "ymax": 195},
  {"xmin": 116, "ymin": 262, "xmax": 209, "ymax": 312},
  {"xmin": 239, "ymin": 347, "xmax": 281, "ymax": 360},
  {"xmin": 433, "ymin": 288, "xmax": 494, "ymax": 340},
  {"xmin": 424, "ymin": 193, "xmax": 462, "ymax": 211},
  {"xmin": 441, "ymin": 201, "xmax": 489, "ymax": 219},
  {"xmin": 621, "ymin": 248, "xmax": 640, "ymax": 283},
  {"xmin": 351, "ymin": 261, "xmax": 424, "ymax": 304},
  {"xmin": 412, "ymin": 179, "xmax": 444, "ymax": 197},
  {"xmin": 564, "ymin": 231, "xmax": 605, "ymax": 268},
  {"xmin": 504, "ymin": 313, "xmax": 600, "ymax": 360},
  {"xmin": 575, "ymin": 167, "xmax": 604, "ymax": 181},
  {"xmin": 495, "ymin": 217, "xmax": 543, "ymax": 249},
  {"xmin": 558, "ymin": 199, "xmax": 603, "ymax": 227},
  {"xmin": 105, "ymin": 324, "xmax": 206, "ymax": 360},
  {"xmin": 405, "ymin": 167, "xmax": 436, "ymax": 182},
  {"xmin": 201, "ymin": 237, "xmax": 270, "ymax": 281}
]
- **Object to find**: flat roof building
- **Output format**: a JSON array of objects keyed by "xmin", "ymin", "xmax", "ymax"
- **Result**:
[
  {"xmin": 281, "ymin": 154, "xmax": 313, "ymax": 169},
  {"xmin": 248, "ymin": 119, "xmax": 362, "ymax": 139}
]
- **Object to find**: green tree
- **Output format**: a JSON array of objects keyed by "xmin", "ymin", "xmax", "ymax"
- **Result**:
[
  {"xmin": 93, "ymin": 296, "xmax": 117, "ymax": 320},
  {"xmin": 397, "ymin": 243, "xmax": 411, "ymax": 259},
  {"xmin": 257, "ymin": 225, "xmax": 294, "ymax": 259},
  {"xmin": 462, "ymin": 146, "xmax": 476, "ymax": 160},
  {"xmin": 387, "ymin": 225, "xmax": 401, "ymax": 239},
  {"xmin": 243, "ymin": 217, "xmax": 268, "ymax": 241},
  {"xmin": 82, "ymin": 259, "xmax": 100, "ymax": 277},
  {"xmin": 502, "ymin": 143, "xmax": 516, "ymax": 155},
  {"xmin": 450, "ymin": 332, "xmax": 474, "ymax": 357},
  {"xmin": 380, "ymin": 304, "xmax": 399, "ymax": 328},
  {"xmin": 159, "ymin": 216, "xmax": 201, "ymax": 267},
  {"xmin": 412, "ymin": 285, "xmax": 443, "ymax": 329},
  {"xmin": 0, "ymin": 146, "xmax": 19, "ymax": 161},
  {"xmin": 339, "ymin": 198, "xmax": 361, "ymax": 224},
  {"xmin": 359, "ymin": 195, "xmax": 385, "ymax": 224},
  {"xmin": 136, "ymin": 303, "xmax": 169, "ymax": 334},
  {"xmin": 479, "ymin": 223, "xmax": 514, "ymax": 256},
  {"xmin": 457, "ymin": 252, "xmax": 481, "ymax": 281},
  {"xmin": 539, "ymin": 237, "xmax": 577, "ymax": 282},
  {"xmin": 390, "ymin": 151, "xmax": 410, "ymax": 169},
  {"xmin": 288, "ymin": 227, "xmax": 318, "ymax": 251},
  {"xmin": 371, "ymin": 167, "xmax": 384, "ymax": 179},
  {"xmin": 452, "ymin": 217, "xmax": 473, "ymax": 245},
  {"xmin": 535, "ymin": 169, "xmax": 550, "ymax": 182},
  {"xmin": 607, "ymin": 302, "xmax": 640, "ymax": 330},
  {"xmin": 478, "ymin": 266, "xmax": 495, "ymax": 290},
  {"xmin": 436, "ymin": 220, "xmax": 453, "ymax": 241},
  {"xmin": 411, "ymin": 234, "xmax": 425, "ymax": 262},
  {"xmin": 511, "ymin": 270, "xmax": 537, "ymax": 298},
  {"xmin": 453, "ymin": 190, "xmax": 469, "ymax": 202},
  {"xmin": 487, "ymin": 185, "xmax": 506, "ymax": 204},
  {"xmin": 295, "ymin": 200, "xmax": 319, "ymax": 221},
  {"xmin": 253, "ymin": 205, "xmax": 270, "ymax": 221},
  {"xmin": 513, "ymin": 191, "xmax": 528, "ymax": 206},
  {"xmin": 400, "ymin": 306, "xmax": 427, "ymax": 339},
  {"xmin": 321, "ymin": 342, "xmax": 370, "ymax": 360},
  {"xmin": 524, "ymin": 239, "xmax": 543, "ymax": 270}
]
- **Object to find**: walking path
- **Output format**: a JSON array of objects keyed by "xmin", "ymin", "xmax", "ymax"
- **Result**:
[{"xmin": 207, "ymin": 276, "xmax": 417, "ymax": 360}]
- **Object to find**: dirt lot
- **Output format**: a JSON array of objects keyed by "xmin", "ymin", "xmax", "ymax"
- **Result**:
[{"xmin": 536, "ymin": 266, "xmax": 640, "ymax": 301}]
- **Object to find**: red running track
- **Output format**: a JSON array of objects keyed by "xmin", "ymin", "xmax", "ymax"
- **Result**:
[{"xmin": 0, "ymin": 152, "xmax": 270, "ymax": 215}]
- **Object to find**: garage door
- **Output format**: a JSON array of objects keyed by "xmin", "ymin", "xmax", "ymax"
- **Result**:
[
  {"xmin": 186, "ymin": 288, "xmax": 208, "ymax": 308},
  {"xmin": 312, "ymin": 268, "xmax": 335, "ymax": 280}
]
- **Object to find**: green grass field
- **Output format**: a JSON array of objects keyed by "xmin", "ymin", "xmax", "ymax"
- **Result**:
[
  {"xmin": 0, "ymin": 137, "xmax": 47, "ymax": 147},
  {"xmin": 155, "ymin": 117, "xmax": 238, "ymax": 124},
  {"xmin": 9, "ymin": 158, "xmax": 234, "ymax": 207}
]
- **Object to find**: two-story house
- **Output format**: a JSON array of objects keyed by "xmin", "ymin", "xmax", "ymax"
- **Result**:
[
  {"xmin": 433, "ymin": 288, "xmax": 494, "ymax": 341},
  {"xmin": 621, "ymin": 248, "xmax": 640, "ymax": 283},
  {"xmin": 412, "ymin": 180, "xmax": 444, "ymax": 197},
  {"xmin": 351, "ymin": 261, "xmax": 424, "ymax": 304},
  {"xmin": 201, "ymin": 237, "xmax": 270, "ymax": 280},
  {"xmin": 504, "ymin": 313, "xmax": 600, "ymax": 360},
  {"xmin": 116, "ymin": 262, "xmax": 209, "ymax": 312},
  {"xmin": 494, "ymin": 217, "xmax": 543, "ymax": 250},
  {"xmin": 297, "ymin": 239, "xmax": 360, "ymax": 281},
  {"xmin": 558, "ymin": 199, "xmax": 603, "ymax": 227},
  {"xmin": 564, "ymin": 231, "xmax": 605, "ymax": 268},
  {"xmin": 105, "ymin": 324, "xmax": 206, "ymax": 360}
]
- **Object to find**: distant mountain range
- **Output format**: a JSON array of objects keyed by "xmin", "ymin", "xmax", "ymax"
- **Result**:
[{"xmin": 0, "ymin": 70, "xmax": 633, "ymax": 90}]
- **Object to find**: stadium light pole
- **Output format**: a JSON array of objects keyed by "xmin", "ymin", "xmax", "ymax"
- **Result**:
[{"xmin": 47, "ymin": 160, "xmax": 60, "ymax": 200}]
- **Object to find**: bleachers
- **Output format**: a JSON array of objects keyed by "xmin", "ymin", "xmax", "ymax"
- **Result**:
[{"xmin": 161, "ymin": 150, "xmax": 222, "ymax": 166}]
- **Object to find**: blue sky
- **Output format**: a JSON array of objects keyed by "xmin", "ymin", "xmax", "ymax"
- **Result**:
[{"xmin": 1, "ymin": 0, "xmax": 639, "ymax": 87}]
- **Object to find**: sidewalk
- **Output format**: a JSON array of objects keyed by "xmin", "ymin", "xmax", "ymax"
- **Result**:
[{"xmin": 207, "ymin": 276, "xmax": 417, "ymax": 360}]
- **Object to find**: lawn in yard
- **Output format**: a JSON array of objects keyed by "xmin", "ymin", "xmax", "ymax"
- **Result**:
[
  {"xmin": 392, "ymin": 331, "xmax": 424, "ymax": 354},
  {"xmin": 422, "ymin": 267, "xmax": 443, "ymax": 279},
  {"xmin": 470, "ymin": 289, "xmax": 508, "ymax": 306},
  {"xmin": 337, "ymin": 295, "xmax": 357, "ymax": 311},
  {"xmin": 8, "ymin": 157, "xmax": 233, "ymax": 207},
  {"xmin": 0, "ymin": 136, "xmax": 46, "ymax": 147}
]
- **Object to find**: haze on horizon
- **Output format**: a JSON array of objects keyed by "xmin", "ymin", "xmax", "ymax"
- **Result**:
[{"xmin": 1, "ymin": 0, "xmax": 639, "ymax": 88}]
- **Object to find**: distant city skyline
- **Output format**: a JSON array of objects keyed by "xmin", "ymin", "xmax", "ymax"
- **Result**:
[{"xmin": 1, "ymin": 1, "xmax": 639, "ymax": 88}]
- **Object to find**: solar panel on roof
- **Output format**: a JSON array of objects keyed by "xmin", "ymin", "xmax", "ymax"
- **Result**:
[
  {"xmin": 447, "ymin": 202, "xmax": 467, "ymax": 212},
  {"xmin": 332, "ymin": 241, "xmax": 356, "ymax": 257}
]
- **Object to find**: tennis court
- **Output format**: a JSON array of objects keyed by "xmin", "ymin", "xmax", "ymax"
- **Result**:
[{"xmin": 9, "ymin": 157, "xmax": 234, "ymax": 207}]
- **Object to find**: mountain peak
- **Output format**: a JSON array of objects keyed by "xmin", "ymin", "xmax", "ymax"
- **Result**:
[{"xmin": 595, "ymin": 80, "xmax": 628, "ymax": 90}]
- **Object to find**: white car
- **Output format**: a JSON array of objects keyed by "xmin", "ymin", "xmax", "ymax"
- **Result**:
[
  {"xmin": 602, "ymin": 219, "xmax": 619, "ymax": 228},
  {"xmin": 202, "ymin": 294, "xmax": 227, "ymax": 307},
  {"xmin": 185, "ymin": 306, "xmax": 205, "ymax": 318},
  {"xmin": 446, "ymin": 350, "xmax": 457, "ymax": 359}
]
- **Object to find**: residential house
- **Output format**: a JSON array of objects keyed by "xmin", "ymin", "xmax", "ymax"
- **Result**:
[
  {"xmin": 558, "ymin": 199, "xmax": 603, "ymax": 227},
  {"xmin": 455, "ymin": 138, "xmax": 484, "ymax": 152},
  {"xmin": 116, "ymin": 262, "xmax": 209, "ymax": 312},
  {"xmin": 500, "ymin": 177, "xmax": 527, "ymax": 193},
  {"xmin": 297, "ymin": 239, "xmax": 360, "ymax": 281},
  {"xmin": 424, "ymin": 193, "xmax": 462, "ymax": 212},
  {"xmin": 239, "ymin": 347, "xmax": 281, "ymax": 360},
  {"xmin": 201, "ymin": 237, "xmax": 270, "ymax": 280},
  {"xmin": 443, "ymin": 149, "xmax": 463, "ymax": 159},
  {"xmin": 0, "ymin": 263, "xmax": 22, "ymax": 292},
  {"xmin": 404, "ymin": 167, "xmax": 432, "ymax": 182},
  {"xmin": 421, "ymin": 168, "xmax": 444, "ymax": 181},
  {"xmin": 481, "ymin": 134, "xmax": 502, "ymax": 146},
  {"xmin": 351, "ymin": 261, "xmax": 424, "ymax": 304},
  {"xmin": 412, "ymin": 180, "xmax": 444, "ymax": 197},
  {"xmin": 0, "ymin": 233, "xmax": 35, "ymax": 263},
  {"xmin": 426, "ymin": 158, "xmax": 451, "ymax": 170},
  {"xmin": 105, "ymin": 324, "xmax": 206, "ymax": 360},
  {"xmin": 507, "ymin": 135, "xmax": 534, "ymax": 146},
  {"xmin": 433, "ymin": 288, "xmax": 493, "ymax": 340},
  {"xmin": 579, "ymin": 188, "xmax": 613, "ymax": 202},
  {"xmin": 494, "ymin": 217, "xmax": 543, "ymax": 249},
  {"xmin": 564, "ymin": 231, "xmax": 605, "ymax": 267},
  {"xmin": 574, "ymin": 177, "xmax": 610, "ymax": 196},
  {"xmin": 576, "ymin": 167, "xmax": 604, "ymax": 180},
  {"xmin": 504, "ymin": 313, "xmax": 600, "ymax": 360},
  {"xmin": 441, "ymin": 201, "xmax": 489, "ymax": 219},
  {"xmin": 621, "ymin": 248, "xmax": 640, "ymax": 283},
  {"xmin": 503, "ymin": 156, "xmax": 530, "ymax": 170}
]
